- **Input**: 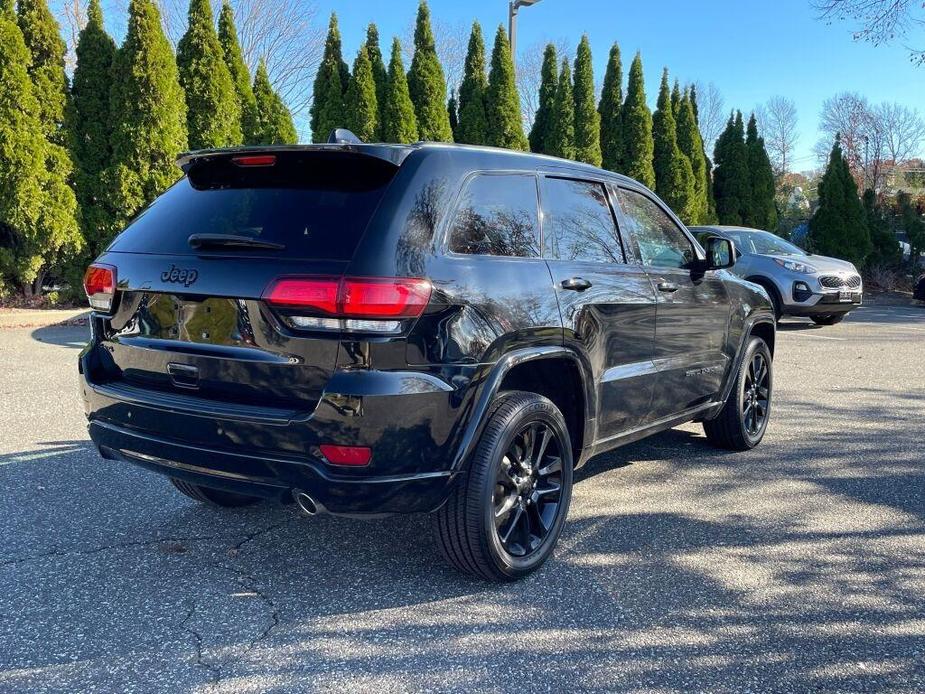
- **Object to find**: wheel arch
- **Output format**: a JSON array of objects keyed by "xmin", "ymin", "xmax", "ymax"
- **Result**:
[
  {"xmin": 745, "ymin": 275, "xmax": 783, "ymax": 314},
  {"xmin": 451, "ymin": 347, "xmax": 595, "ymax": 472}
]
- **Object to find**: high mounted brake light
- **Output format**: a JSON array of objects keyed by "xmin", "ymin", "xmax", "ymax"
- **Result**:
[
  {"xmin": 231, "ymin": 154, "xmax": 276, "ymax": 167},
  {"xmin": 263, "ymin": 277, "xmax": 432, "ymax": 324},
  {"xmin": 83, "ymin": 263, "xmax": 117, "ymax": 312}
]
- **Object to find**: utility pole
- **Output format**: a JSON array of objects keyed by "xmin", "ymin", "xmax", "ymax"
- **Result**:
[{"xmin": 508, "ymin": 0, "xmax": 541, "ymax": 69}]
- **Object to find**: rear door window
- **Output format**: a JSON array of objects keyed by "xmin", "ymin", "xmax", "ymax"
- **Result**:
[
  {"xmin": 540, "ymin": 177, "xmax": 625, "ymax": 263},
  {"xmin": 107, "ymin": 152, "xmax": 397, "ymax": 260},
  {"xmin": 448, "ymin": 174, "xmax": 540, "ymax": 257}
]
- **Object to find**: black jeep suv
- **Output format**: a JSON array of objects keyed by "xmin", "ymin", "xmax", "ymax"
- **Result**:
[{"xmin": 79, "ymin": 141, "xmax": 776, "ymax": 580}]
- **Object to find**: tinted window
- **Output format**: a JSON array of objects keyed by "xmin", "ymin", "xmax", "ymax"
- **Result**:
[
  {"xmin": 617, "ymin": 188, "xmax": 695, "ymax": 268},
  {"xmin": 108, "ymin": 152, "xmax": 396, "ymax": 260},
  {"xmin": 448, "ymin": 174, "xmax": 540, "ymax": 257},
  {"xmin": 541, "ymin": 178, "xmax": 624, "ymax": 263}
]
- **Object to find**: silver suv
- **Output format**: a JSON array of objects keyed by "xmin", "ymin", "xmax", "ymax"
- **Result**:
[{"xmin": 692, "ymin": 226, "xmax": 863, "ymax": 325}]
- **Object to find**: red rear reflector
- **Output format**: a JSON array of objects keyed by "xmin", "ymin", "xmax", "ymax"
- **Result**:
[
  {"xmin": 263, "ymin": 277, "xmax": 431, "ymax": 320},
  {"xmin": 231, "ymin": 154, "xmax": 276, "ymax": 167},
  {"xmin": 83, "ymin": 263, "xmax": 116, "ymax": 311},
  {"xmin": 320, "ymin": 445, "xmax": 372, "ymax": 466}
]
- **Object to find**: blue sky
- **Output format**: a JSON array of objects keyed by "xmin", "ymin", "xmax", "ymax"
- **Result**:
[{"xmin": 319, "ymin": 0, "xmax": 924, "ymax": 168}]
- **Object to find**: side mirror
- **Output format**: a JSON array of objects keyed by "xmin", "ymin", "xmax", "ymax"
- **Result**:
[{"xmin": 704, "ymin": 236, "xmax": 736, "ymax": 270}]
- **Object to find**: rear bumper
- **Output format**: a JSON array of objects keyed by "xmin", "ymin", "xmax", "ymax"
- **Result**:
[{"xmin": 88, "ymin": 418, "xmax": 458, "ymax": 515}]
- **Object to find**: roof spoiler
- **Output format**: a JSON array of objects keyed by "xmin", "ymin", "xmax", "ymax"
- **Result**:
[{"xmin": 177, "ymin": 140, "xmax": 413, "ymax": 173}]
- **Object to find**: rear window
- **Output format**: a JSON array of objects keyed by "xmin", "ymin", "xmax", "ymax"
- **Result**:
[{"xmin": 108, "ymin": 152, "xmax": 397, "ymax": 260}]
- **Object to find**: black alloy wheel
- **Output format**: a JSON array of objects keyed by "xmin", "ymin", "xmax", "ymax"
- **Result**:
[
  {"xmin": 492, "ymin": 421, "xmax": 565, "ymax": 558},
  {"xmin": 741, "ymin": 351, "xmax": 770, "ymax": 437}
]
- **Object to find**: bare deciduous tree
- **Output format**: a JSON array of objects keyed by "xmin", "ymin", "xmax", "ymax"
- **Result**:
[
  {"xmin": 692, "ymin": 81, "xmax": 725, "ymax": 158},
  {"xmin": 813, "ymin": 0, "xmax": 924, "ymax": 64},
  {"xmin": 51, "ymin": 0, "xmax": 88, "ymax": 70},
  {"xmin": 756, "ymin": 95, "xmax": 799, "ymax": 176},
  {"xmin": 875, "ymin": 102, "xmax": 925, "ymax": 163}
]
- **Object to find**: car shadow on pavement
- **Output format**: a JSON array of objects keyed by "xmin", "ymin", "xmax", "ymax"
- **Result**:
[{"xmin": 30, "ymin": 323, "xmax": 89, "ymax": 349}]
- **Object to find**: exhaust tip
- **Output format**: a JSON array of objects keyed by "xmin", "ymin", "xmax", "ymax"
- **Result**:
[{"xmin": 293, "ymin": 490, "xmax": 319, "ymax": 516}]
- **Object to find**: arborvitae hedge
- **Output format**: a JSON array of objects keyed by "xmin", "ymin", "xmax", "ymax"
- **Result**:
[
  {"xmin": 713, "ymin": 112, "xmax": 751, "ymax": 225},
  {"xmin": 808, "ymin": 134, "xmax": 871, "ymax": 265},
  {"xmin": 621, "ymin": 53, "xmax": 655, "ymax": 188},
  {"xmin": 0, "ymin": 5, "xmax": 48, "ymax": 293},
  {"xmin": 528, "ymin": 43, "xmax": 557, "ymax": 154},
  {"xmin": 17, "ymin": 0, "xmax": 80, "ymax": 291},
  {"xmin": 572, "ymin": 35, "xmax": 601, "ymax": 165},
  {"xmin": 310, "ymin": 13, "xmax": 348, "ymax": 143},
  {"xmin": 108, "ymin": 0, "xmax": 187, "ymax": 230},
  {"xmin": 177, "ymin": 0, "xmax": 241, "ymax": 149},
  {"xmin": 598, "ymin": 42, "xmax": 623, "ymax": 172},
  {"xmin": 456, "ymin": 21, "xmax": 488, "ymax": 145},
  {"xmin": 407, "ymin": 1, "xmax": 453, "ymax": 141},
  {"xmin": 447, "ymin": 90, "xmax": 459, "ymax": 140},
  {"xmin": 69, "ymin": 0, "xmax": 116, "ymax": 258},
  {"xmin": 252, "ymin": 59, "xmax": 297, "ymax": 145},
  {"xmin": 365, "ymin": 24, "xmax": 387, "ymax": 139},
  {"xmin": 676, "ymin": 90, "xmax": 709, "ymax": 225},
  {"xmin": 218, "ymin": 1, "xmax": 258, "ymax": 145},
  {"xmin": 345, "ymin": 46, "xmax": 378, "ymax": 142},
  {"xmin": 547, "ymin": 58, "xmax": 575, "ymax": 160},
  {"xmin": 381, "ymin": 38, "xmax": 418, "ymax": 143},
  {"xmin": 652, "ymin": 69, "xmax": 695, "ymax": 222},
  {"xmin": 485, "ymin": 25, "xmax": 527, "ymax": 150},
  {"xmin": 745, "ymin": 113, "xmax": 778, "ymax": 230}
]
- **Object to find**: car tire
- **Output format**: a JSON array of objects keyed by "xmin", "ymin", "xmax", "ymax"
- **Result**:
[
  {"xmin": 703, "ymin": 336, "xmax": 773, "ymax": 451},
  {"xmin": 432, "ymin": 390, "xmax": 573, "ymax": 581},
  {"xmin": 811, "ymin": 314, "xmax": 845, "ymax": 326},
  {"xmin": 170, "ymin": 478, "xmax": 261, "ymax": 507}
]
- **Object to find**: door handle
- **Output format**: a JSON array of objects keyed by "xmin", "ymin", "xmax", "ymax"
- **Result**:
[
  {"xmin": 656, "ymin": 281, "xmax": 680, "ymax": 293},
  {"xmin": 561, "ymin": 277, "xmax": 592, "ymax": 291}
]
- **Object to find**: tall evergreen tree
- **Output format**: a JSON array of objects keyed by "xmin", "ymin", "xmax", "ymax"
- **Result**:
[
  {"xmin": 621, "ymin": 52, "xmax": 655, "ymax": 188},
  {"xmin": 310, "ymin": 13, "xmax": 349, "ymax": 142},
  {"xmin": 528, "ymin": 43, "xmax": 557, "ymax": 154},
  {"xmin": 252, "ymin": 59, "xmax": 297, "ymax": 144},
  {"xmin": 598, "ymin": 42, "xmax": 623, "ymax": 172},
  {"xmin": 670, "ymin": 80, "xmax": 682, "ymax": 119},
  {"xmin": 572, "ymin": 35, "xmax": 601, "ymax": 165},
  {"xmin": 16, "ymin": 0, "xmax": 80, "ymax": 293},
  {"xmin": 690, "ymin": 84, "xmax": 717, "ymax": 221},
  {"xmin": 676, "ymin": 90, "xmax": 709, "ymax": 225},
  {"xmin": 456, "ymin": 21, "xmax": 488, "ymax": 145},
  {"xmin": 0, "ymin": 5, "xmax": 47, "ymax": 294},
  {"xmin": 546, "ymin": 58, "xmax": 575, "ymax": 160},
  {"xmin": 218, "ymin": 1, "xmax": 258, "ymax": 145},
  {"xmin": 108, "ymin": 0, "xmax": 187, "ymax": 230},
  {"xmin": 863, "ymin": 189, "xmax": 900, "ymax": 268},
  {"xmin": 447, "ymin": 90, "xmax": 459, "ymax": 140},
  {"xmin": 345, "ymin": 45, "xmax": 378, "ymax": 142},
  {"xmin": 381, "ymin": 37, "xmax": 417, "ymax": 143},
  {"xmin": 652, "ymin": 69, "xmax": 695, "ymax": 222},
  {"xmin": 485, "ymin": 25, "xmax": 527, "ymax": 150},
  {"xmin": 365, "ymin": 23, "xmax": 387, "ymax": 139},
  {"xmin": 712, "ymin": 112, "xmax": 751, "ymax": 225},
  {"xmin": 745, "ymin": 113, "xmax": 777, "ymax": 230},
  {"xmin": 68, "ymin": 0, "xmax": 116, "ymax": 257},
  {"xmin": 808, "ymin": 134, "xmax": 871, "ymax": 265},
  {"xmin": 177, "ymin": 0, "xmax": 241, "ymax": 149},
  {"xmin": 407, "ymin": 1, "xmax": 453, "ymax": 141}
]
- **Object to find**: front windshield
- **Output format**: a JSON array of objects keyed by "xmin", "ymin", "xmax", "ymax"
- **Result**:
[{"xmin": 723, "ymin": 230, "xmax": 806, "ymax": 257}]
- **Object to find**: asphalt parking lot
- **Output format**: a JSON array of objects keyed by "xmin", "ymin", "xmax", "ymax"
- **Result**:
[{"xmin": 1, "ymin": 303, "xmax": 923, "ymax": 692}]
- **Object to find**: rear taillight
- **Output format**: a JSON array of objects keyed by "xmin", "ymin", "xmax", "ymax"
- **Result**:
[
  {"xmin": 83, "ymin": 263, "xmax": 116, "ymax": 312},
  {"xmin": 263, "ymin": 276, "xmax": 431, "ymax": 332}
]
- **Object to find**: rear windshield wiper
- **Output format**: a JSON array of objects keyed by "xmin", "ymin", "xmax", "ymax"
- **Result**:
[{"xmin": 188, "ymin": 233, "xmax": 285, "ymax": 251}]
